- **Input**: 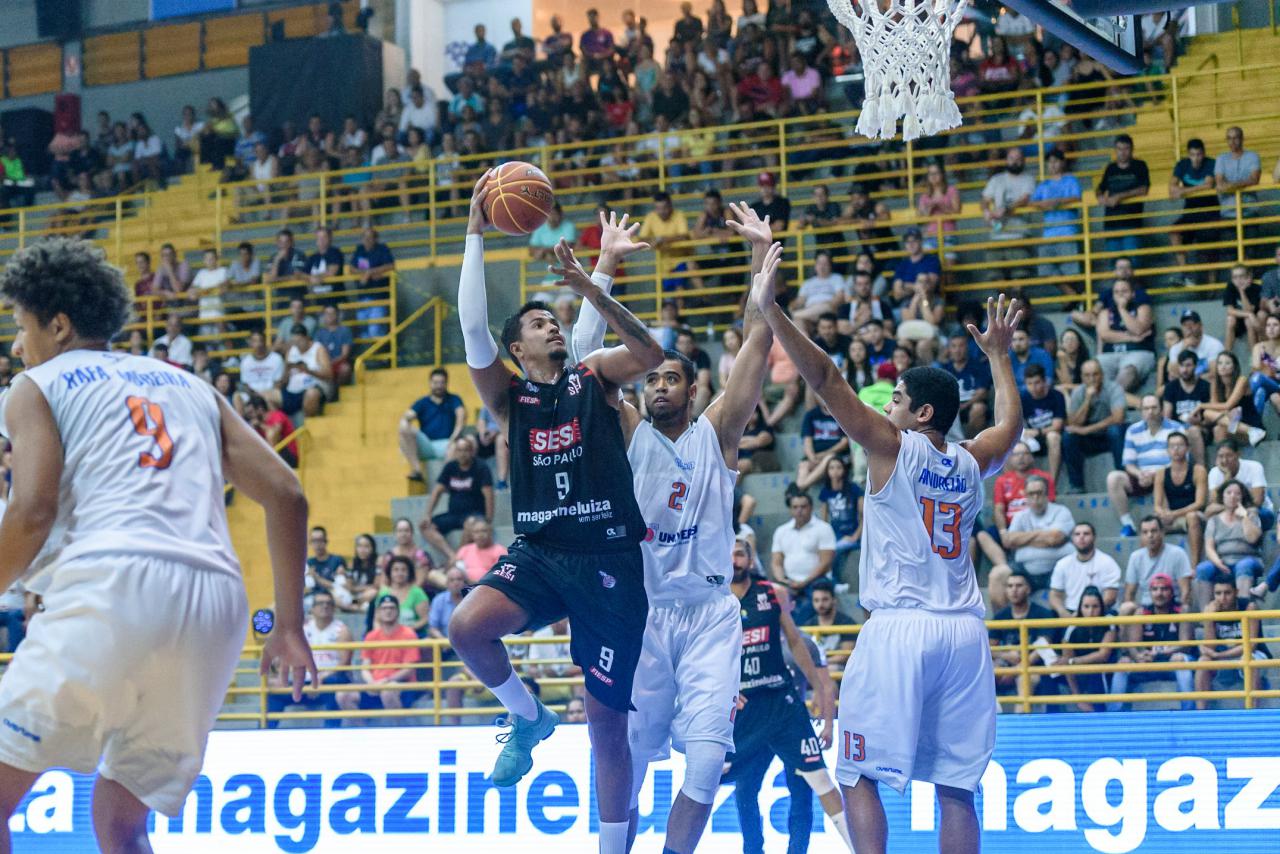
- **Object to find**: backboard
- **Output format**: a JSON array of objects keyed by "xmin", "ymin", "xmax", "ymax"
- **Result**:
[{"xmin": 1002, "ymin": 1, "xmax": 1142, "ymax": 73}]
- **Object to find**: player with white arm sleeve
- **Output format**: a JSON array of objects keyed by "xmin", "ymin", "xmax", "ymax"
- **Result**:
[{"xmin": 754, "ymin": 264, "xmax": 1024, "ymax": 854}]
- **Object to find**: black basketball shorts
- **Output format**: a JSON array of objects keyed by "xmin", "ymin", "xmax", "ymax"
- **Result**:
[
  {"xmin": 722, "ymin": 687, "xmax": 826, "ymax": 782},
  {"xmin": 474, "ymin": 536, "xmax": 648, "ymax": 712}
]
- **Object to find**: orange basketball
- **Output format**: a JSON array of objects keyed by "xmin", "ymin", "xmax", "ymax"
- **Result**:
[{"xmin": 484, "ymin": 161, "xmax": 555, "ymax": 235}]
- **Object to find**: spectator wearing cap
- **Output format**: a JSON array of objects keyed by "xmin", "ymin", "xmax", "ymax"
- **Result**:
[
  {"xmin": 1108, "ymin": 395, "xmax": 1183, "ymax": 536},
  {"xmin": 1062, "ymin": 359, "xmax": 1126, "ymax": 492},
  {"xmin": 1030, "ymin": 148, "xmax": 1083, "ymax": 286},
  {"xmin": 857, "ymin": 361, "xmax": 898, "ymax": 414},
  {"xmin": 1109, "ymin": 571, "xmax": 1195, "ymax": 711},
  {"xmin": 750, "ymin": 172, "xmax": 791, "ymax": 232},
  {"xmin": 267, "ymin": 589, "xmax": 351, "ymax": 727},
  {"xmin": 336, "ymin": 593, "xmax": 422, "ymax": 715},
  {"xmin": 979, "ymin": 148, "xmax": 1037, "ymax": 281},
  {"xmin": 1094, "ymin": 277, "xmax": 1155, "ymax": 394}
]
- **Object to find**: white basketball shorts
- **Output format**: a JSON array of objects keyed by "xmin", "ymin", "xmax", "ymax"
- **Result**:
[
  {"xmin": 835, "ymin": 608, "xmax": 995, "ymax": 794},
  {"xmin": 0, "ymin": 556, "xmax": 248, "ymax": 815},
  {"xmin": 629, "ymin": 593, "xmax": 740, "ymax": 762}
]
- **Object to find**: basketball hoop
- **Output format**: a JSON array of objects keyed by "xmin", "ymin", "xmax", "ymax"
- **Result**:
[{"xmin": 827, "ymin": 0, "xmax": 970, "ymax": 142}]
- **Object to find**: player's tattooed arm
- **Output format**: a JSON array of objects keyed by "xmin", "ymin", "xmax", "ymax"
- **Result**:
[{"xmin": 553, "ymin": 239, "xmax": 663, "ymax": 385}]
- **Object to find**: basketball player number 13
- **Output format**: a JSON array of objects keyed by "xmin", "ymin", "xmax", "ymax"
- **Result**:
[
  {"xmin": 126, "ymin": 396, "xmax": 175, "ymax": 470},
  {"xmin": 919, "ymin": 497, "xmax": 962, "ymax": 560}
]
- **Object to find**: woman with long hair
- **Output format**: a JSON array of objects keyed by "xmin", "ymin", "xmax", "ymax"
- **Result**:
[
  {"xmin": 818, "ymin": 456, "xmax": 864, "ymax": 573},
  {"xmin": 1056, "ymin": 327, "xmax": 1090, "ymax": 392},
  {"xmin": 915, "ymin": 160, "xmax": 961, "ymax": 258},
  {"xmin": 1059, "ymin": 586, "xmax": 1114, "ymax": 712},
  {"xmin": 1202, "ymin": 351, "xmax": 1264, "ymax": 445},
  {"xmin": 1195, "ymin": 479, "xmax": 1264, "ymax": 602},
  {"xmin": 349, "ymin": 533, "xmax": 380, "ymax": 604},
  {"xmin": 378, "ymin": 517, "xmax": 445, "ymax": 592},
  {"xmin": 719, "ymin": 326, "xmax": 743, "ymax": 389},
  {"xmin": 1248, "ymin": 313, "xmax": 1280, "ymax": 418},
  {"xmin": 378, "ymin": 555, "xmax": 431, "ymax": 636},
  {"xmin": 845, "ymin": 338, "xmax": 872, "ymax": 392}
]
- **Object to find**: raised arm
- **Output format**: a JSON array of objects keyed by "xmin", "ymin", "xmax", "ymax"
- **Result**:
[
  {"xmin": 553, "ymin": 240, "xmax": 664, "ymax": 386},
  {"xmin": 458, "ymin": 171, "xmax": 514, "ymax": 422},
  {"xmin": 705, "ymin": 201, "xmax": 777, "ymax": 466},
  {"xmin": 751, "ymin": 237, "xmax": 900, "ymax": 461},
  {"xmin": 571, "ymin": 211, "xmax": 653, "ymax": 359},
  {"xmin": 962, "ymin": 295, "xmax": 1025, "ymax": 477}
]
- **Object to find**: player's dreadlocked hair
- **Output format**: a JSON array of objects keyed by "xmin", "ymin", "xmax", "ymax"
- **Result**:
[{"xmin": 0, "ymin": 237, "xmax": 132, "ymax": 342}]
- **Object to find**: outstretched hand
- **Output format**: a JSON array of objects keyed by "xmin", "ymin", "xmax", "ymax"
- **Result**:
[
  {"xmin": 598, "ymin": 210, "xmax": 651, "ymax": 260},
  {"xmin": 748, "ymin": 241, "xmax": 785, "ymax": 311},
  {"xmin": 967, "ymin": 294, "xmax": 1023, "ymax": 357},
  {"xmin": 726, "ymin": 201, "xmax": 772, "ymax": 246},
  {"xmin": 549, "ymin": 239, "xmax": 596, "ymax": 297},
  {"xmin": 466, "ymin": 170, "xmax": 493, "ymax": 236},
  {"xmin": 260, "ymin": 626, "xmax": 319, "ymax": 703}
]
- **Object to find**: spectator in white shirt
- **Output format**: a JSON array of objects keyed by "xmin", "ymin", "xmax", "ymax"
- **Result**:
[
  {"xmin": 1167, "ymin": 309, "xmax": 1224, "ymax": 378},
  {"xmin": 150, "ymin": 313, "xmax": 193, "ymax": 368},
  {"xmin": 790, "ymin": 251, "xmax": 848, "ymax": 333},
  {"xmin": 770, "ymin": 492, "xmax": 836, "ymax": 601},
  {"xmin": 238, "ymin": 330, "xmax": 285, "ymax": 408},
  {"xmin": 991, "ymin": 475, "xmax": 1074, "ymax": 609},
  {"xmin": 398, "ymin": 85, "xmax": 438, "ymax": 141},
  {"xmin": 1205, "ymin": 438, "xmax": 1275, "ymax": 530},
  {"xmin": 1050, "ymin": 522, "xmax": 1122, "ymax": 616},
  {"xmin": 189, "ymin": 248, "xmax": 229, "ymax": 337}
]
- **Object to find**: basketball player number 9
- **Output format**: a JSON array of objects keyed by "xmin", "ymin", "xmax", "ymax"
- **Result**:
[
  {"xmin": 126, "ymin": 396, "xmax": 175, "ymax": 470},
  {"xmin": 919, "ymin": 497, "xmax": 962, "ymax": 560}
]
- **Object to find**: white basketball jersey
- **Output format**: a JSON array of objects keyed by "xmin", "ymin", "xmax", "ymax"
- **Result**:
[
  {"xmin": 628, "ymin": 417, "xmax": 737, "ymax": 603},
  {"xmin": 2, "ymin": 350, "xmax": 240, "ymax": 591},
  {"xmin": 858, "ymin": 429, "xmax": 984, "ymax": 618}
]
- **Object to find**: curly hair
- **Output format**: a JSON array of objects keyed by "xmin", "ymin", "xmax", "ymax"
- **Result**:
[{"xmin": 0, "ymin": 238, "xmax": 132, "ymax": 342}]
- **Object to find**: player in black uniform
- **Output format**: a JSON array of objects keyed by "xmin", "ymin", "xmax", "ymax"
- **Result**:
[
  {"xmin": 447, "ymin": 172, "xmax": 663, "ymax": 854},
  {"xmin": 722, "ymin": 538, "xmax": 851, "ymax": 854}
]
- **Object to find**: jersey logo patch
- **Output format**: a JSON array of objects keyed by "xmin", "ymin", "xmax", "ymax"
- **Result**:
[
  {"xmin": 566, "ymin": 373, "xmax": 582, "ymax": 396},
  {"xmin": 518, "ymin": 395, "xmax": 540, "ymax": 405},
  {"xmin": 493, "ymin": 563, "xmax": 516, "ymax": 581},
  {"xmin": 529, "ymin": 417, "xmax": 582, "ymax": 453},
  {"xmin": 705, "ymin": 574, "xmax": 725, "ymax": 586},
  {"xmin": 756, "ymin": 592, "xmax": 770, "ymax": 611}
]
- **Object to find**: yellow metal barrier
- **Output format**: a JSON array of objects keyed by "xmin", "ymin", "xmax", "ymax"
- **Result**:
[
  {"xmin": 211, "ymin": 610, "xmax": 1279, "ymax": 726},
  {"xmin": 354, "ymin": 295, "xmax": 447, "ymax": 443}
]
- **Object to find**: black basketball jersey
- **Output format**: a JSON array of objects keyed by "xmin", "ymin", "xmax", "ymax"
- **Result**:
[
  {"xmin": 507, "ymin": 363, "xmax": 644, "ymax": 553},
  {"xmin": 1140, "ymin": 605, "xmax": 1182, "ymax": 645},
  {"xmin": 738, "ymin": 578, "xmax": 792, "ymax": 695}
]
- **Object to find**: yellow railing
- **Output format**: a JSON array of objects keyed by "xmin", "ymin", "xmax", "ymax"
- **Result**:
[
  {"xmin": 354, "ymin": 296, "xmax": 447, "ymax": 443},
  {"xmin": 188, "ymin": 610, "xmax": 1280, "ymax": 726}
]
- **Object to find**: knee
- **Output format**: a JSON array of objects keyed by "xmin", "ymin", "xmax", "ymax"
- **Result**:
[
  {"xmin": 380, "ymin": 689, "xmax": 403, "ymax": 709},
  {"xmin": 1105, "ymin": 471, "xmax": 1125, "ymax": 489},
  {"xmin": 1195, "ymin": 561, "xmax": 1217, "ymax": 580},
  {"xmin": 1046, "ymin": 431, "xmax": 1061, "ymax": 448},
  {"xmin": 1117, "ymin": 601, "xmax": 1138, "ymax": 617},
  {"xmin": 97, "ymin": 814, "xmax": 150, "ymax": 849}
]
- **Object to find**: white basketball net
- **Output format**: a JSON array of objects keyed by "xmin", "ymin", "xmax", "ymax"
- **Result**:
[{"xmin": 827, "ymin": 0, "xmax": 969, "ymax": 142}]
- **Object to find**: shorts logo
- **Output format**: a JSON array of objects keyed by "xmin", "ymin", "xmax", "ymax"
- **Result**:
[
  {"xmin": 493, "ymin": 563, "xmax": 516, "ymax": 581},
  {"xmin": 588, "ymin": 665, "xmax": 614, "ymax": 686},
  {"xmin": 566, "ymin": 374, "xmax": 582, "ymax": 396},
  {"xmin": 605, "ymin": 526, "xmax": 626, "ymax": 540},
  {"xmin": 877, "ymin": 766, "xmax": 903, "ymax": 774},
  {"xmin": 529, "ymin": 418, "xmax": 582, "ymax": 453},
  {"xmin": 518, "ymin": 395, "xmax": 540, "ymax": 405},
  {"xmin": 525, "ymin": 382, "xmax": 538, "ymax": 392},
  {"xmin": 3, "ymin": 719, "xmax": 40, "ymax": 743},
  {"xmin": 599, "ymin": 571, "xmax": 616, "ymax": 589}
]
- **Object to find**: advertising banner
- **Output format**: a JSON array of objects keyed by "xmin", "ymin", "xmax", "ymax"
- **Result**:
[
  {"xmin": 151, "ymin": 0, "xmax": 236, "ymax": 21},
  {"xmin": 9, "ymin": 710, "xmax": 1280, "ymax": 852}
]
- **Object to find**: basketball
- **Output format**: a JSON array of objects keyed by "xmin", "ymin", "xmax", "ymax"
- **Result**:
[{"xmin": 484, "ymin": 161, "xmax": 555, "ymax": 235}]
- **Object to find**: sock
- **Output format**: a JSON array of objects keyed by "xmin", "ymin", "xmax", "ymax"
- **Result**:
[
  {"xmin": 599, "ymin": 820, "xmax": 629, "ymax": 854},
  {"xmin": 829, "ymin": 813, "xmax": 855, "ymax": 853},
  {"xmin": 1121, "ymin": 513, "xmax": 1135, "ymax": 529},
  {"xmin": 489, "ymin": 670, "xmax": 538, "ymax": 721}
]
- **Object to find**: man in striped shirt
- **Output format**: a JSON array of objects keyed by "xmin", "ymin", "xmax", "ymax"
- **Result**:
[{"xmin": 1108, "ymin": 394, "xmax": 1183, "ymax": 536}]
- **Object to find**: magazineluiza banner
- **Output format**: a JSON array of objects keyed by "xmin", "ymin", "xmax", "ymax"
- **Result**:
[
  {"xmin": 8, "ymin": 710, "xmax": 1280, "ymax": 852},
  {"xmin": 150, "ymin": 0, "xmax": 236, "ymax": 21}
]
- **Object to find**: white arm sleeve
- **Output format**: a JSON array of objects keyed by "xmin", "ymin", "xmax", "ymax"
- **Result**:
[
  {"xmin": 459, "ymin": 235, "xmax": 500, "ymax": 369},
  {"xmin": 571, "ymin": 271, "xmax": 615, "ymax": 360}
]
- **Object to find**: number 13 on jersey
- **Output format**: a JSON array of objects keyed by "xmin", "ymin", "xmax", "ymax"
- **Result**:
[{"xmin": 919, "ymin": 497, "xmax": 962, "ymax": 560}]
